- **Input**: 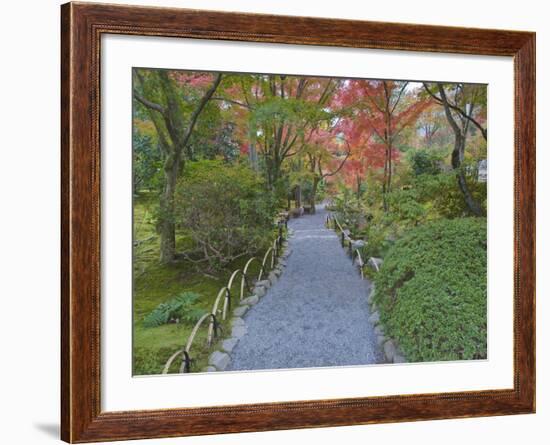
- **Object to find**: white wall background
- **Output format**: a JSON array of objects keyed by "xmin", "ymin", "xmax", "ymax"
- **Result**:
[{"xmin": 0, "ymin": 1, "xmax": 546, "ymax": 444}]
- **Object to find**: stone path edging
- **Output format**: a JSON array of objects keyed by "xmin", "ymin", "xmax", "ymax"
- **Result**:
[
  {"xmin": 366, "ymin": 283, "xmax": 407, "ymax": 364},
  {"xmin": 203, "ymin": 230, "xmax": 294, "ymax": 372}
]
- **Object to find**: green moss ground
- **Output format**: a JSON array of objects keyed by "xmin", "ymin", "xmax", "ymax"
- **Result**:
[{"xmin": 133, "ymin": 194, "xmax": 264, "ymax": 375}]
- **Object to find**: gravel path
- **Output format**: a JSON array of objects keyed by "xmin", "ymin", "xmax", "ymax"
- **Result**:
[{"xmin": 227, "ymin": 205, "xmax": 383, "ymax": 371}]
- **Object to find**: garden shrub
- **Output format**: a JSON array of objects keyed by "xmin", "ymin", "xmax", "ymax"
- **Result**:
[
  {"xmin": 174, "ymin": 160, "xmax": 277, "ymax": 270},
  {"xmin": 386, "ymin": 187, "xmax": 427, "ymax": 227},
  {"xmin": 408, "ymin": 148, "xmax": 443, "ymax": 176},
  {"xmin": 414, "ymin": 171, "xmax": 487, "ymax": 218},
  {"xmin": 358, "ymin": 219, "xmax": 394, "ymax": 259},
  {"xmin": 332, "ymin": 191, "xmax": 364, "ymax": 229},
  {"xmin": 132, "ymin": 130, "xmax": 162, "ymax": 194},
  {"xmin": 373, "ymin": 218, "xmax": 487, "ymax": 362}
]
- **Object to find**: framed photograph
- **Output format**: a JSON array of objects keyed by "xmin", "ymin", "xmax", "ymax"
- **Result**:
[{"xmin": 61, "ymin": 2, "xmax": 535, "ymax": 442}]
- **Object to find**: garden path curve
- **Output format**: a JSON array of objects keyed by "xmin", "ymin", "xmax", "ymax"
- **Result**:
[{"xmin": 227, "ymin": 205, "xmax": 384, "ymax": 371}]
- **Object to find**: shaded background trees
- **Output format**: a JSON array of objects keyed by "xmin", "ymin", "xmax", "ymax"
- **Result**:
[
  {"xmin": 133, "ymin": 69, "xmax": 222, "ymax": 263},
  {"xmin": 132, "ymin": 69, "xmax": 488, "ymax": 267}
]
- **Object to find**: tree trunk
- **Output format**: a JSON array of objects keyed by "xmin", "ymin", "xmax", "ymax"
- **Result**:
[
  {"xmin": 271, "ymin": 157, "xmax": 282, "ymax": 190},
  {"xmin": 387, "ymin": 142, "xmax": 393, "ymax": 195},
  {"xmin": 437, "ymin": 84, "xmax": 483, "ymax": 217},
  {"xmin": 295, "ymin": 184, "xmax": 302, "ymax": 208},
  {"xmin": 451, "ymin": 136, "xmax": 483, "ymax": 217},
  {"xmin": 382, "ymin": 143, "xmax": 390, "ymax": 212},
  {"xmin": 382, "ymin": 86, "xmax": 392, "ymax": 213},
  {"xmin": 248, "ymin": 143, "xmax": 259, "ymax": 171},
  {"xmin": 309, "ymin": 178, "xmax": 319, "ymax": 214},
  {"xmin": 158, "ymin": 156, "xmax": 181, "ymax": 263}
]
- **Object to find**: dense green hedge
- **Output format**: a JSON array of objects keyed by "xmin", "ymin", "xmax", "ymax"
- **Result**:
[{"xmin": 373, "ymin": 218, "xmax": 487, "ymax": 362}]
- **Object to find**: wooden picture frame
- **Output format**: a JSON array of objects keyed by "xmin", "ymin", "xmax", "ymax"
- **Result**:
[{"xmin": 61, "ymin": 2, "xmax": 535, "ymax": 442}]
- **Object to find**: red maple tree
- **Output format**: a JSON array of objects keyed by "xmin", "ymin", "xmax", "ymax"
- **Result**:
[{"xmin": 336, "ymin": 80, "xmax": 431, "ymax": 209}]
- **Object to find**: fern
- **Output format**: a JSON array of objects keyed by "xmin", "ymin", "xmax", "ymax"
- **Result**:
[
  {"xmin": 143, "ymin": 292, "xmax": 205, "ymax": 328},
  {"xmin": 181, "ymin": 307, "xmax": 207, "ymax": 323}
]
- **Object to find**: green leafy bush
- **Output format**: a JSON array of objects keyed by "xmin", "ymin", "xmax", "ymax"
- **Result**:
[
  {"xmin": 414, "ymin": 171, "xmax": 487, "ymax": 218},
  {"xmin": 174, "ymin": 160, "xmax": 277, "ymax": 270},
  {"xmin": 386, "ymin": 188, "xmax": 427, "ymax": 226},
  {"xmin": 359, "ymin": 225, "xmax": 394, "ymax": 259},
  {"xmin": 373, "ymin": 218, "xmax": 487, "ymax": 362},
  {"xmin": 143, "ymin": 292, "xmax": 205, "ymax": 328},
  {"xmin": 132, "ymin": 131, "xmax": 162, "ymax": 194},
  {"xmin": 408, "ymin": 148, "xmax": 443, "ymax": 176},
  {"xmin": 331, "ymin": 189, "xmax": 369, "ymax": 232}
]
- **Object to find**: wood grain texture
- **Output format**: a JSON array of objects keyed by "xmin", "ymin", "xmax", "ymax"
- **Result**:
[{"xmin": 60, "ymin": 2, "xmax": 536, "ymax": 442}]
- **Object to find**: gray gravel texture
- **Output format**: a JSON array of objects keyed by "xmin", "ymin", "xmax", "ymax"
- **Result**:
[{"xmin": 227, "ymin": 205, "xmax": 384, "ymax": 371}]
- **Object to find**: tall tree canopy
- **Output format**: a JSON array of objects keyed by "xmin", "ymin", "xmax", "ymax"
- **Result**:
[
  {"xmin": 132, "ymin": 70, "xmax": 488, "ymax": 265},
  {"xmin": 215, "ymin": 75, "xmax": 340, "ymax": 191},
  {"xmin": 133, "ymin": 69, "xmax": 222, "ymax": 263},
  {"xmin": 336, "ymin": 80, "xmax": 431, "ymax": 210}
]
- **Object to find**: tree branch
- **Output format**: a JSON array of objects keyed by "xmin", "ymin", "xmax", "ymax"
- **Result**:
[
  {"xmin": 437, "ymin": 83, "xmax": 462, "ymax": 136},
  {"xmin": 180, "ymin": 73, "xmax": 223, "ymax": 149},
  {"xmin": 133, "ymin": 90, "xmax": 165, "ymax": 115},
  {"xmin": 363, "ymin": 87, "xmax": 385, "ymax": 115},
  {"xmin": 390, "ymin": 82, "xmax": 408, "ymax": 114},
  {"xmin": 318, "ymin": 78, "xmax": 335, "ymax": 105},
  {"xmin": 240, "ymin": 78, "xmax": 252, "ymax": 107},
  {"xmin": 423, "ymin": 83, "xmax": 487, "ymax": 140},
  {"xmin": 211, "ymin": 96, "xmax": 252, "ymax": 110},
  {"xmin": 323, "ymin": 151, "xmax": 350, "ymax": 178},
  {"xmin": 323, "ymin": 141, "xmax": 351, "ymax": 178}
]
